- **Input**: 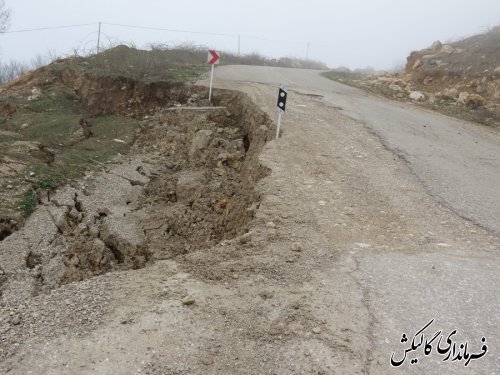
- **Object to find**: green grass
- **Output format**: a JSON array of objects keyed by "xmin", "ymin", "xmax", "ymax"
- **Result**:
[
  {"xmin": 16, "ymin": 179, "xmax": 58, "ymax": 217},
  {"xmin": 21, "ymin": 114, "xmax": 139, "ymax": 184},
  {"xmin": 34, "ymin": 179, "xmax": 57, "ymax": 190},
  {"xmin": 168, "ymin": 66, "xmax": 209, "ymax": 82},
  {"xmin": 19, "ymin": 189, "xmax": 38, "ymax": 217},
  {"xmin": 57, "ymin": 45, "xmax": 210, "ymax": 83},
  {"xmin": 321, "ymin": 70, "xmax": 368, "ymax": 83},
  {"xmin": 0, "ymin": 133, "xmax": 19, "ymax": 143},
  {"xmin": 1, "ymin": 82, "xmax": 140, "ymax": 220}
]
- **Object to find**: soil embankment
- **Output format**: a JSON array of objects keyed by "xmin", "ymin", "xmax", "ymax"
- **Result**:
[{"xmin": 0, "ymin": 72, "xmax": 273, "ymax": 360}]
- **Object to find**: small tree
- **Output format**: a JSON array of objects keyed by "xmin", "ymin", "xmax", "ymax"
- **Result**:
[{"xmin": 0, "ymin": 0, "xmax": 10, "ymax": 33}]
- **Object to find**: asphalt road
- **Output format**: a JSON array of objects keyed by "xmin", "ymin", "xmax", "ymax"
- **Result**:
[
  {"xmin": 216, "ymin": 65, "xmax": 500, "ymax": 236},
  {"xmin": 213, "ymin": 66, "xmax": 500, "ymax": 374}
]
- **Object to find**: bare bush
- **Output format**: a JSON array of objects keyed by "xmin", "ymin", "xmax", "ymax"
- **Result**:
[
  {"xmin": 1, "ymin": 42, "xmax": 328, "ymax": 86},
  {"xmin": 147, "ymin": 43, "xmax": 328, "ymax": 70},
  {"xmin": 0, "ymin": 0, "xmax": 10, "ymax": 32},
  {"xmin": 0, "ymin": 51, "xmax": 59, "ymax": 85},
  {"xmin": 0, "ymin": 60, "xmax": 28, "ymax": 85}
]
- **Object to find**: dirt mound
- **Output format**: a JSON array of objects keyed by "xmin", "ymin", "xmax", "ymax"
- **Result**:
[
  {"xmin": 402, "ymin": 27, "xmax": 500, "ymax": 124},
  {"xmin": 324, "ymin": 27, "xmax": 500, "ymax": 127},
  {"xmin": 405, "ymin": 27, "xmax": 500, "ymax": 77}
]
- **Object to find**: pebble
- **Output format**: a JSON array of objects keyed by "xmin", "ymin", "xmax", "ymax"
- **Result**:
[
  {"xmin": 312, "ymin": 327, "xmax": 321, "ymax": 334},
  {"xmin": 239, "ymin": 233, "xmax": 251, "ymax": 244},
  {"xmin": 437, "ymin": 243, "xmax": 451, "ymax": 247},
  {"xmin": 258, "ymin": 290, "xmax": 273, "ymax": 300},
  {"xmin": 201, "ymin": 357, "xmax": 214, "ymax": 366},
  {"xmin": 266, "ymin": 222, "xmax": 276, "ymax": 229},
  {"xmin": 182, "ymin": 295, "xmax": 196, "ymax": 306},
  {"xmin": 10, "ymin": 316, "xmax": 21, "ymax": 325},
  {"xmin": 355, "ymin": 243, "xmax": 371, "ymax": 249},
  {"xmin": 291, "ymin": 243, "xmax": 302, "ymax": 252}
]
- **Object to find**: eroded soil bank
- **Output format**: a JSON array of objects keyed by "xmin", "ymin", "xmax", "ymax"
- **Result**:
[
  {"xmin": 0, "ymin": 64, "xmax": 209, "ymax": 228},
  {"xmin": 0, "ymin": 84, "xmax": 273, "ymax": 358}
]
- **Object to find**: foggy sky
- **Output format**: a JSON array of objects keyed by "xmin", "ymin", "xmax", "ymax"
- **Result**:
[{"xmin": 1, "ymin": 0, "xmax": 499, "ymax": 70}]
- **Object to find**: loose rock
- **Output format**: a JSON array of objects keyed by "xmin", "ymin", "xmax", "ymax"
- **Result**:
[
  {"xmin": 239, "ymin": 233, "xmax": 252, "ymax": 244},
  {"xmin": 409, "ymin": 91, "xmax": 425, "ymax": 101},
  {"xmin": 266, "ymin": 221, "xmax": 276, "ymax": 229},
  {"xmin": 258, "ymin": 290, "xmax": 274, "ymax": 300},
  {"xmin": 182, "ymin": 295, "xmax": 196, "ymax": 306}
]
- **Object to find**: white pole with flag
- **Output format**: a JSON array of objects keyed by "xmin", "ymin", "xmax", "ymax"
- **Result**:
[
  {"xmin": 207, "ymin": 50, "xmax": 220, "ymax": 103},
  {"xmin": 209, "ymin": 64, "xmax": 215, "ymax": 102}
]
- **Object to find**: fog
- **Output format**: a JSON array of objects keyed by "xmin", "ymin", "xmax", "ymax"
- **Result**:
[{"xmin": 1, "ymin": 0, "xmax": 499, "ymax": 70}]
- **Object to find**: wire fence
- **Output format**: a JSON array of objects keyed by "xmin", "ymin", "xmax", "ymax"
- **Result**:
[
  {"xmin": 1, "ymin": 21, "xmax": 310, "ymax": 59},
  {"xmin": 0, "ymin": 21, "xmax": 317, "ymax": 85}
]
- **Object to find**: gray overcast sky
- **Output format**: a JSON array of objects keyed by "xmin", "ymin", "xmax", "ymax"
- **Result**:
[{"xmin": 1, "ymin": 0, "xmax": 500, "ymax": 69}]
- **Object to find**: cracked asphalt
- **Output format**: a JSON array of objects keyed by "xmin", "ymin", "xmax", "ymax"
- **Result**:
[{"xmin": 211, "ymin": 66, "xmax": 500, "ymax": 374}]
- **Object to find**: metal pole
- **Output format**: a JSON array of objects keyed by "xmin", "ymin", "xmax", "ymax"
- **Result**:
[
  {"xmin": 208, "ymin": 64, "xmax": 215, "ymax": 102},
  {"xmin": 238, "ymin": 35, "xmax": 241, "ymax": 56},
  {"xmin": 97, "ymin": 22, "xmax": 101, "ymax": 53},
  {"xmin": 276, "ymin": 112, "xmax": 282, "ymax": 140}
]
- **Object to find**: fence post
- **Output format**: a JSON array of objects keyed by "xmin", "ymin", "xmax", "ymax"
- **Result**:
[{"xmin": 97, "ymin": 22, "xmax": 101, "ymax": 53}]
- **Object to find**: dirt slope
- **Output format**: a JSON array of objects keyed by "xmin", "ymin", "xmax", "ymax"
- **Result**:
[
  {"xmin": 324, "ymin": 26, "xmax": 500, "ymax": 127},
  {"xmin": 403, "ymin": 26, "xmax": 500, "ymax": 114}
]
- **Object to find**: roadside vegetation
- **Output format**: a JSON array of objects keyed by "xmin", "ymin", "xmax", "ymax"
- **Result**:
[{"xmin": 1, "ymin": 43, "xmax": 328, "ymax": 86}]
